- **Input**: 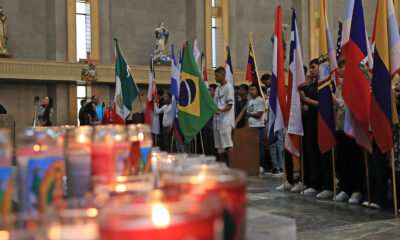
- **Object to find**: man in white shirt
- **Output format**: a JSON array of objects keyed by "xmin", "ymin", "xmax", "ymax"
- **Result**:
[
  {"xmin": 213, "ymin": 67, "xmax": 235, "ymax": 165},
  {"xmin": 247, "ymin": 84, "xmax": 266, "ymax": 171},
  {"xmin": 156, "ymin": 92, "xmax": 172, "ymax": 152}
]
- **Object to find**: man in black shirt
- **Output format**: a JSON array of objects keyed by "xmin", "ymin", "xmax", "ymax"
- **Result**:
[
  {"xmin": 235, "ymin": 84, "xmax": 249, "ymax": 129},
  {"xmin": 78, "ymin": 99, "xmax": 87, "ymax": 125}
]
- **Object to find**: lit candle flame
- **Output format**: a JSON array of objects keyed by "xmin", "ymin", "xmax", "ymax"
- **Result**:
[
  {"xmin": 115, "ymin": 183, "xmax": 127, "ymax": 193},
  {"xmin": 33, "ymin": 144, "xmax": 40, "ymax": 152},
  {"xmin": 115, "ymin": 134, "xmax": 122, "ymax": 141},
  {"xmin": 138, "ymin": 132, "xmax": 144, "ymax": 141},
  {"xmin": 86, "ymin": 208, "xmax": 98, "ymax": 217},
  {"xmin": 78, "ymin": 134, "xmax": 86, "ymax": 143},
  {"xmin": 151, "ymin": 203, "xmax": 170, "ymax": 228},
  {"xmin": 0, "ymin": 231, "xmax": 9, "ymax": 240}
]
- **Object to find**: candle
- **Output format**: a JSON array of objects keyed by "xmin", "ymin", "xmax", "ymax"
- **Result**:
[
  {"xmin": 1, "ymin": 213, "xmax": 44, "ymax": 239},
  {"xmin": 127, "ymin": 124, "xmax": 153, "ymax": 175},
  {"xmin": 112, "ymin": 126, "xmax": 130, "ymax": 176},
  {"xmin": 91, "ymin": 126, "xmax": 114, "ymax": 178},
  {"xmin": 16, "ymin": 127, "xmax": 66, "ymax": 214},
  {"xmin": 99, "ymin": 190, "xmax": 223, "ymax": 240},
  {"xmin": 162, "ymin": 165, "xmax": 247, "ymax": 240},
  {"xmin": 0, "ymin": 166, "xmax": 13, "ymax": 215},
  {"xmin": 65, "ymin": 126, "xmax": 93, "ymax": 198},
  {"xmin": 46, "ymin": 198, "xmax": 99, "ymax": 240}
]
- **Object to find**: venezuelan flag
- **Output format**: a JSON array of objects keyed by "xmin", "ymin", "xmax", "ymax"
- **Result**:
[
  {"xmin": 246, "ymin": 35, "xmax": 258, "ymax": 84},
  {"xmin": 371, "ymin": 0, "xmax": 400, "ymax": 153},
  {"xmin": 317, "ymin": 0, "xmax": 337, "ymax": 153}
]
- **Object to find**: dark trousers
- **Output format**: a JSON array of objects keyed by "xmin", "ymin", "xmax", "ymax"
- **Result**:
[
  {"xmin": 200, "ymin": 128, "xmax": 218, "ymax": 158},
  {"xmin": 251, "ymin": 127, "xmax": 265, "ymax": 167},
  {"xmin": 285, "ymin": 150, "xmax": 294, "ymax": 185},
  {"xmin": 336, "ymin": 131, "xmax": 365, "ymax": 195},
  {"xmin": 303, "ymin": 131, "xmax": 333, "ymax": 190},
  {"xmin": 161, "ymin": 128, "xmax": 172, "ymax": 152},
  {"xmin": 366, "ymin": 142, "xmax": 389, "ymax": 206}
]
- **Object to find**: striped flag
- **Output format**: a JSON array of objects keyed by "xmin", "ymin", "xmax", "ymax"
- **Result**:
[
  {"xmin": 342, "ymin": 0, "xmax": 372, "ymax": 153},
  {"xmin": 193, "ymin": 39, "xmax": 201, "ymax": 71},
  {"xmin": 268, "ymin": 6, "xmax": 287, "ymax": 145},
  {"xmin": 170, "ymin": 44, "xmax": 180, "ymax": 128},
  {"xmin": 341, "ymin": 0, "xmax": 373, "ymax": 69},
  {"xmin": 225, "ymin": 46, "xmax": 234, "ymax": 86},
  {"xmin": 246, "ymin": 42, "xmax": 258, "ymax": 84},
  {"xmin": 200, "ymin": 52, "xmax": 209, "ymax": 88},
  {"xmin": 370, "ymin": 0, "xmax": 400, "ymax": 153},
  {"xmin": 317, "ymin": 0, "xmax": 336, "ymax": 153},
  {"xmin": 284, "ymin": 9, "xmax": 305, "ymax": 157},
  {"xmin": 145, "ymin": 59, "xmax": 160, "ymax": 135}
]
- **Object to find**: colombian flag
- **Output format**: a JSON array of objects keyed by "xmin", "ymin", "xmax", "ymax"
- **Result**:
[
  {"xmin": 317, "ymin": 0, "xmax": 337, "ymax": 153},
  {"xmin": 371, "ymin": 0, "xmax": 400, "ymax": 153}
]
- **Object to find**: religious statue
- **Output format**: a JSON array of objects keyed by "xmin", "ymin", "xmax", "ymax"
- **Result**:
[
  {"xmin": 152, "ymin": 22, "xmax": 171, "ymax": 65},
  {"xmin": 0, "ymin": 6, "xmax": 10, "ymax": 57},
  {"xmin": 81, "ymin": 62, "xmax": 98, "ymax": 84}
]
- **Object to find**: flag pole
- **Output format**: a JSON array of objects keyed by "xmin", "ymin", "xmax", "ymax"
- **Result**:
[
  {"xmin": 170, "ymin": 133, "xmax": 174, "ymax": 153},
  {"xmin": 364, "ymin": 150, "xmax": 371, "ymax": 206},
  {"xmin": 301, "ymin": 137, "xmax": 305, "ymax": 197},
  {"xmin": 194, "ymin": 136, "xmax": 197, "ymax": 154},
  {"xmin": 200, "ymin": 131, "xmax": 205, "ymax": 155},
  {"xmin": 249, "ymin": 32, "xmax": 267, "ymax": 110},
  {"xmin": 391, "ymin": 148, "xmax": 398, "ymax": 216},
  {"xmin": 332, "ymin": 148, "xmax": 337, "ymax": 202}
]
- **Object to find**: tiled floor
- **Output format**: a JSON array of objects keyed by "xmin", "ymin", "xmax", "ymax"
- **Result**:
[{"xmin": 246, "ymin": 175, "xmax": 400, "ymax": 240}]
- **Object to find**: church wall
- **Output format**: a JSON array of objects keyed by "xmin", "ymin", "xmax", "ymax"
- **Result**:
[
  {"xmin": 0, "ymin": 0, "xmax": 67, "ymax": 61},
  {"xmin": 98, "ymin": 0, "xmax": 204, "ymax": 66}
]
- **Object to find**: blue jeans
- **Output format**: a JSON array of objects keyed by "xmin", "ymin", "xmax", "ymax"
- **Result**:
[
  {"xmin": 251, "ymin": 127, "xmax": 265, "ymax": 167},
  {"xmin": 269, "ymin": 129, "xmax": 283, "ymax": 169}
]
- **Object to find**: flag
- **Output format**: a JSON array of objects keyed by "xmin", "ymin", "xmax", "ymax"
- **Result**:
[
  {"xmin": 225, "ymin": 46, "xmax": 234, "ymax": 86},
  {"xmin": 177, "ymin": 41, "xmax": 218, "ymax": 142},
  {"xmin": 285, "ymin": 9, "xmax": 305, "ymax": 157},
  {"xmin": 342, "ymin": 0, "xmax": 372, "ymax": 153},
  {"xmin": 370, "ymin": 0, "xmax": 400, "ymax": 153},
  {"xmin": 201, "ymin": 52, "xmax": 209, "ymax": 88},
  {"xmin": 170, "ymin": 44, "xmax": 180, "ymax": 128},
  {"xmin": 341, "ymin": 0, "xmax": 373, "ymax": 69},
  {"xmin": 193, "ymin": 39, "xmax": 201, "ymax": 71},
  {"xmin": 336, "ymin": 20, "xmax": 343, "ymax": 61},
  {"xmin": 268, "ymin": 6, "xmax": 287, "ymax": 145},
  {"xmin": 246, "ymin": 39, "xmax": 258, "ymax": 84},
  {"xmin": 145, "ymin": 59, "xmax": 160, "ymax": 135},
  {"xmin": 317, "ymin": 0, "xmax": 336, "ymax": 153},
  {"xmin": 113, "ymin": 39, "xmax": 139, "ymax": 121}
]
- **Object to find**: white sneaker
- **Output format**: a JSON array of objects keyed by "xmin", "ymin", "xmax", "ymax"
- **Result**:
[
  {"xmin": 259, "ymin": 167, "xmax": 265, "ymax": 175},
  {"xmin": 348, "ymin": 192, "xmax": 362, "ymax": 204},
  {"xmin": 276, "ymin": 181, "xmax": 293, "ymax": 191},
  {"xmin": 362, "ymin": 201, "xmax": 369, "ymax": 207},
  {"xmin": 302, "ymin": 188, "xmax": 318, "ymax": 196},
  {"xmin": 291, "ymin": 182, "xmax": 306, "ymax": 193},
  {"xmin": 362, "ymin": 201, "xmax": 381, "ymax": 209},
  {"xmin": 335, "ymin": 191, "xmax": 349, "ymax": 202},
  {"xmin": 316, "ymin": 190, "xmax": 334, "ymax": 199}
]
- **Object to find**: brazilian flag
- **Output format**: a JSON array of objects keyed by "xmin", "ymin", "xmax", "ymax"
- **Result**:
[{"xmin": 178, "ymin": 41, "xmax": 218, "ymax": 142}]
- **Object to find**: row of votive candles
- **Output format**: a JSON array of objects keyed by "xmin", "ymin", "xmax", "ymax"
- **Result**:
[{"xmin": 0, "ymin": 126, "xmax": 247, "ymax": 240}]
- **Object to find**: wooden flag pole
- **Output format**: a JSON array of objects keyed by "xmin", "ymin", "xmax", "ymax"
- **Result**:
[
  {"xmin": 391, "ymin": 149, "xmax": 398, "ymax": 216},
  {"xmin": 249, "ymin": 32, "xmax": 268, "ymax": 110},
  {"xmin": 364, "ymin": 151, "xmax": 371, "ymax": 206},
  {"xmin": 301, "ymin": 138, "xmax": 305, "ymax": 197},
  {"xmin": 282, "ymin": 137, "xmax": 287, "ymax": 188},
  {"xmin": 332, "ymin": 148, "xmax": 337, "ymax": 202},
  {"xmin": 170, "ymin": 133, "xmax": 174, "ymax": 153},
  {"xmin": 200, "ymin": 131, "xmax": 205, "ymax": 155},
  {"xmin": 194, "ymin": 135, "xmax": 197, "ymax": 154}
]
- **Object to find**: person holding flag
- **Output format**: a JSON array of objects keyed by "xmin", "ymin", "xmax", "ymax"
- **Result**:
[
  {"xmin": 113, "ymin": 39, "xmax": 140, "ymax": 124},
  {"xmin": 145, "ymin": 59, "xmax": 160, "ymax": 143}
]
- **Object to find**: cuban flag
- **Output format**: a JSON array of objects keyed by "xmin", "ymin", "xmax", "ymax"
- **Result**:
[
  {"xmin": 341, "ymin": 0, "xmax": 373, "ymax": 153},
  {"xmin": 268, "ymin": 6, "xmax": 286, "ymax": 145},
  {"xmin": 284, "ymin": 9, "xmax": 305, "ymax": 157},
  {"xmin": 317, "ymin": 0, "xmax": 336, "ymax": 153},
  {"xmin": 370, "ymin": 0, "xmax": 400, "ymax": 153},
  {"xmin": 225, "ymin": 46, "xmax": 234, "ymax": 87},
  {"xmin": 144, "ymin": 59, "xmax": 160, "ymax": 135},
  {"xmin": 201, "ymin": 52, "xmax": 209, "ymax": 88}
]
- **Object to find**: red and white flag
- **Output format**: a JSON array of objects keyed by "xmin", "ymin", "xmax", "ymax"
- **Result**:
[{"xmin": 145, "ymin": 59, "xmax": 160, "ymax": 134}]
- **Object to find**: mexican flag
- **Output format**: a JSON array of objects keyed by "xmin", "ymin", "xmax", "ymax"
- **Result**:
[
  {"xmin": 177, "ymin": 41, "xmax": 218, "ymax": 142},
  {"xmin": 114, "ymin": 39, "xmax": 139, "ymax": 121}
]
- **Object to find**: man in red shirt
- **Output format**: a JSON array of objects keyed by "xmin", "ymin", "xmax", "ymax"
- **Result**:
[{"xmin": 101, "ymin": 101, "xmax": 125, "ymax": 125}]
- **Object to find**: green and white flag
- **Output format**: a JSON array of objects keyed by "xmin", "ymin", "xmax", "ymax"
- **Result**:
[{"xmin": 114, "ymin": 39, "xmax": 139, "ymax": 120}]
